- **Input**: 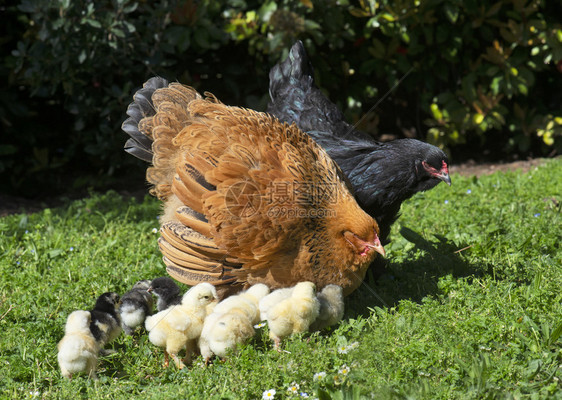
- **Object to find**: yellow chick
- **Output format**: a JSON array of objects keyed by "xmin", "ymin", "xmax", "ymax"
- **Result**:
[
  {"xmin": 309, "ymin": 284, "xmax": 344, "ymax": 331},
  {"xmin": 199, "ymin": 308, "xmax": 254, "ymax": 363},
  {"xmin": 199, "ymin": 284, "xmax": 269, "ymax": 363},
  {"xmin": 266, "ymin": 281, "xmax": 320, "ymax": 350},
  {"xmin": 145, "ymin": 282, "xmax": 218, "ymax": 369},
  {"xmin": 57, "ymin": 310, "xmax": 100, "ymax": 379},
  {"xmin": 213, "ymin": 284, "xmax": 270, "ymax": 325},
  {"xmin": 258, "ymin": 287, "xmax": 293, "ymax": 321}
]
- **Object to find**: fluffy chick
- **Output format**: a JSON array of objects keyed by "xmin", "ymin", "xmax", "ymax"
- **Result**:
[
  {"xmin": 148, "ymin": 276, "xmax": 182, "ymax": 311},
  {"xmin": 89, "ymin": 292, "xmax": 121, "ymax": 354},
  {"xmin": 309, "ymin": 284, "xmax": 344, "ymax": 331},
  {"xmin": 145, "ymin": 282, "xmax": 218, "ymax": 369},
  {"xmin": 119, "ymin": 280, "xmax": 154, "ymax": 335},
  {"xmin": 57, "ymin": 310, "xmax": 100, "ymax": 379},
  {"xmin": 199, "ymin": 284, "xmax": 268, "ymax": 362},
  {"xmin": 213, "ymin": 284, "xmax": 270, "ymax": 325},
  {"xmin": 266, "ymin": 281, "xmax": 320, "ymax": 350},
  {"xmin": 258, "ymin": 287, "xmax": 293, "ymax": 321},
  {"xmin": 200, "ymin": 308, "xmax": 255, "ymax": 362}
]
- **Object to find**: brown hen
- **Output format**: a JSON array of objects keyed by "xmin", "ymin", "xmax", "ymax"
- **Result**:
[{"xmin": 123, "ymin": 77, "xmax": 385, "ymax": 297}]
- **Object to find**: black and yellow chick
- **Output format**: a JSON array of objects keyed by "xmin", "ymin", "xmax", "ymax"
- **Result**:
[
  {"xmin": 89, "ymin": 292, "xmax": 121, "ymax": 354},
  {"xmin": 119, "ymin": 280, "xmax": 154, "ymax": 335}
]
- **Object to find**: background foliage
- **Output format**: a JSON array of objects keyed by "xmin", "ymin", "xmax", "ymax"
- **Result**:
[{"xmin": 2, "ymin": 0, "xmax": 561, "ymax": 196}]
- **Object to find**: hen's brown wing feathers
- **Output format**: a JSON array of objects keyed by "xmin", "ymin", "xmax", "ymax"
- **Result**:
[{"xmin": 130, "ymin": 80, "xmax": 382, "ymax": 295}]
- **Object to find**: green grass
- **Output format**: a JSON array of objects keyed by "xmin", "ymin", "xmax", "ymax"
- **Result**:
[{"xmin": 1, "ymin": 159, "xmax": 561, "ymax": 399}]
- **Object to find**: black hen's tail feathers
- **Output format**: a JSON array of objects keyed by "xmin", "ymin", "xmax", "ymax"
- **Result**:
[
  {"xmin": 122, "ymin": 77, "xmax": 169, "ymax": 163},
  {"xmin": 266, "ymin": 40, "xmax": 314, "ymax": 127},
  {"xmin": 267, "ymin": 41, "xmax": 373, "ymax": 143},
  {"xmin": 268, "ymin": 40, "xmax": 314, "ymax": 99}
]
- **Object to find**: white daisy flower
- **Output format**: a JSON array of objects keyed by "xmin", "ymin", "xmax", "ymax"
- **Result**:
[
  {"xmin": 287, "ymin": 382, "xmax": 300, "ymax": 395},
  {"xmin": 262, "ymin": 389, "xmax": 276, "ymax": 399},
  {"xmin": 337, "ymin": 345, "xmax": 350, "ymax": 354},
  {"xmin": 313, "ymin": 371, "xmax": 326, "ymax": 381},
  {"xmin": 338, "ymin": 364, "xmax": 350, "ymax": 376}
]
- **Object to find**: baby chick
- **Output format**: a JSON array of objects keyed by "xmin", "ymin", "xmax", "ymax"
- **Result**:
[
  {"xmin": 200, "ymin": 308, "xmax": 255, "ymax": 363},
  {"xmin": 198, "ymin": 284, "xmax": 268, "ymax": 363},
  {"xmin": 148, "ymin": 276, "xmax": 182, "ymax": 311},
  {"xmin": 258, "ymin": 287, "xmax": 293, "ymax": 321},
  {"xmin": 57, "ymin": 310, "xmax": 100, "ymax": 379},
  {"xmin": 213, "ymin": 283, "xmax": 270, "ymax": 325},
  {"xmin": 119, "ymin": 280, "xmax": 154, "ymax": 335},
  {"xmin": 89, "ymin": 292, "xmax": 121, "ymax": 354},
  {"xmin": 309, "ymin": 284, "xmax": 344, "ymax": 331},
  {"xmin": 145, "ymin": 282, "xmax": 218, "ymax": 369},
  {"xmin": 266, "ymin": 281, "xmax": 320, "ymax": 350}
]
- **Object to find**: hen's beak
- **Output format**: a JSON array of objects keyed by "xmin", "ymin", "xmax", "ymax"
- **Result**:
[
  {"xmin": 439, "ymin": 172, "xmax": 452, "ymax": 186},
  {"xmin": 367, "ymin": 236, "xmax": 386, "ymax": 257},
  {"xmin": 344, "ymin": 231, "xmax": 386, "ymax": 257}
]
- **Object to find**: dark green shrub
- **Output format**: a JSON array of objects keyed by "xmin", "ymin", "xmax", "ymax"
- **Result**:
[
  {"xmin": 2, "ymin": 0, "xmax": 268, "ymax": 196},
  {"xmin": 2, "ymin": 0, "xmax": 561, "ymax": 196}
]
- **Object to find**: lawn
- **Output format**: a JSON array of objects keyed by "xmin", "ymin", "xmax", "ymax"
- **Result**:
[{"xmin": 1, "ymin": 158, "xmax": 561, "ymax": 399}]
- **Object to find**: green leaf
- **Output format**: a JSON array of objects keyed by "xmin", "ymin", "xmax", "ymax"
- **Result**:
[
  {"xmin": 48, "ymin": 249, "xmax": 63, "ymax": 258},
  {"xmin": 490, "ymin": 76, "xmax": 503, "ymax": 95},
  {"xmin": 123, "ymin": 3, "xmax": 138, "ymax": 13},
  {"xmin": 549, "ymin": 322, "xmax": 562, "ymax": 345},
  {"xmin": 78, "ymin": 50, "xmax": 86, "ymax": 64},
  {"xmin": 84, "ymin": 19, "xmax": 102, "ymax": 28},
  {"xmin": 381, "ymin": 13, "xmax": 395, "ymax": 22},
  {"xmin": 430, "ymin": 103, "xmax": 443, "ymax": 121},
  {"xmin": 444, "ymin": 3, "xmax": 459, "ymax": 24},
  {"xmin": 112, "ymin": 28, "xmax": 125, "ymax": 38},
  {"xmin": 0, "ymin": 145, "xmax": 18, "ymax": 156},
  {"xmin": 349, "ymin": 7, "xmax": 371, "ymax": 17}
]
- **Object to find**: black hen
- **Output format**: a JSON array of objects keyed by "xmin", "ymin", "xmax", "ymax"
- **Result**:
[{"xmin": 267, "ymin": 41, "xmax": 451, "ymax": 244}]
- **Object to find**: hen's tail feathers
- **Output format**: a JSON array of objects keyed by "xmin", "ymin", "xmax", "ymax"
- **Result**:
[
  {"xmin": 159, "ymin": 221, "xmax": 242, "ymax": 294},
  {"xmin": 124, "ymin": 78, "xmax": 207, "ymax": 200},
  {"xmin": 160, "ymin": 155, "xmax": 244, "ymax": 290},
  {"xmin": 122, "ymin": 77, "xmax": 169, "ymax": 163},
  {"xmin": 267, "ymin": 40, "xmax": 314, "ymax": 114}
]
